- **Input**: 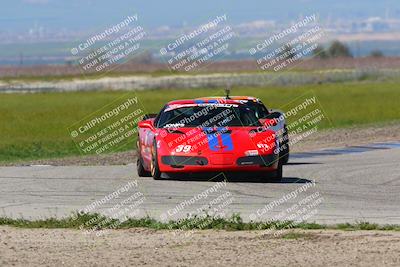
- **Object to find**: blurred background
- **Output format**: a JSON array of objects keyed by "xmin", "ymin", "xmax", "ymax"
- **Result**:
[{"xmin": 1, "ymin": 0, "xmax": 400, "ymax": 67}]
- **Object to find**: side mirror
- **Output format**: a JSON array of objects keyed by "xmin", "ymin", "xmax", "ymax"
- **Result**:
[
  {"xmin": 142, "ymin": 114, "xmax": 158, "ymax": 120},
  {"xmin": 138, "ymin": 120, "xmax": 155, "ymax": 131},
  {"xmin": 260, "ymin": 112, "xmax": 283, "ymax": 127},
  {"xmin": 259, "ymin": 118, "xmax": 278, "ymax": 127},
  {"xmin": 267, "ymin": 111, "xmax": 283, "ymax": 120}
]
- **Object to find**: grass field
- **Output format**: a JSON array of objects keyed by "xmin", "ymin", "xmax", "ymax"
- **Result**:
[{"xmin": 1, "ymin": 81, "xmax": 399, "ymax": 163}]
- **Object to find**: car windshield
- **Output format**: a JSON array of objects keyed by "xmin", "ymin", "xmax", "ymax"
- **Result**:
[
  {"xmin": 157, "ymin": 104, "xmax": 262, "ymax": 128},
  {"xmin": 244, "ymin": 101, "xmax": 270, "ymax": 119}
]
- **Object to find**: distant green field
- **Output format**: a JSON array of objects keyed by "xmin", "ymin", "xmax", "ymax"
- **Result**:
[{"xmin": 1, "ymin": 81, "xmax": 399, "ymax": 162}]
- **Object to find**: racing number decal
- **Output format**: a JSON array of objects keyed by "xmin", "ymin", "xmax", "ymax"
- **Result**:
[{"xmin": 175, "ymin": 145, "xmax": 191, "ymax": 153}]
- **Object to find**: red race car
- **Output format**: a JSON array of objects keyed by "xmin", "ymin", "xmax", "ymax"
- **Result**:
[
  {"xmin": 197, "ymin": 96, "xmax": 289, "ymax": 164},
  {"xmin": 136, "ymin": 98, "xmax": 283, "ymax": 181}
]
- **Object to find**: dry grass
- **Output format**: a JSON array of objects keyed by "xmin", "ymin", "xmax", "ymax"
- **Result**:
[{"xmin": 2, "ymin": 57, "xmax": 400, "ymax": 79}]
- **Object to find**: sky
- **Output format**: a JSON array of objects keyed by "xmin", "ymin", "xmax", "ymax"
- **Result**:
[{"xmin": 1, "ymin": 0, "xmax": 400, "ymax": 32}]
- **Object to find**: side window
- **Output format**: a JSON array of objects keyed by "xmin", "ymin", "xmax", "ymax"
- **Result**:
[
  {"xmin": 154, "ymin": 105, "xmax": 166, "ymax": 128},
  {"xmin": 257, "ymin": 102, "xmax": 270, "ymax": 118}
]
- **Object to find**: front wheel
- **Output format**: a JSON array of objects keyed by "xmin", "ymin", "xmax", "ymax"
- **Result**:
[
  {"xmin": 151, "ymin": 141, "xmax": 163, "ymax": 180},
  {"xmin": 272, "ymin": 163, "xmax": 283, "ymax": 182},
  {"xmin": 262, "ymin": 162, "xmax": 282, "ymax": 183},
  {"xmin": 279, "ymin": 126, "xmax": 290, "ymax": 165},
  {"xmin": 137, "ymin": 157, "xmax": 151, "ymax": 177},
  {"xmin": 280, "ymin": 147, "xmax": 289, "ymax": 165}
]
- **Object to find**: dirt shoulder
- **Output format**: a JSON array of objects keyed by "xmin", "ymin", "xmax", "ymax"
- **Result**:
[
  {"xmin": 1, "ymin": 227, "xmax": 399, "ymax": 266},
  {"xmin": 293, "ymin": 122, "xmax": 400, "ymax": 152},
  {"xmin": 3, "ymin": 122, "xmax": 400, "ymax": 167}
]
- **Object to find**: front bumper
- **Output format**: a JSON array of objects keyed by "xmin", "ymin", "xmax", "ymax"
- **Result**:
[{"xmin": 159, "ymin": 153, "xmax": 279, "ymax": 173}]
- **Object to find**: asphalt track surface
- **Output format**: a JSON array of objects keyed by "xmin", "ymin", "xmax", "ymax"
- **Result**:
[{"xmin": 1, "ymin": 142, "xmax": 400, "ymax": 224}]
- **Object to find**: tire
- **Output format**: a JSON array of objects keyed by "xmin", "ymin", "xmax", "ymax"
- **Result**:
[
  {"xmin": 279, "ymin": 128, "xmax": 290, "ymax": 164},
  {"xmin": 272, "ymin": 163, "xmax": 283, "ymax": 182},
  {"xmin": 280, "ymin": 143, "xmax": 290, "ymax": 165},
  {"xmin": 137, "ymin": 157, "xmax": 151, "ymax": 177},
  {"xmin": 274, "ymin": 162, "xmax": 283, "ymax": 180},
  {"xmin": 151, "ymin": 141, "xmax": 163, "ymax": 180},
  {"xmin": 261, "ymin": 162, "xmax": 283, "ymax": 183},
  {"xmin": 268, "ymin": 162, "xmax": 283, "ymax": 182}
]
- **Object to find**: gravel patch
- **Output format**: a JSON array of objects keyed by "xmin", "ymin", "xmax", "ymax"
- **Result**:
[{"xmin": 1, "ymin": 227, "xmax": 399, "ymax": 266}]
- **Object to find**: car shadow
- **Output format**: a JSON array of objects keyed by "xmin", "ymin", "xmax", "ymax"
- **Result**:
[
  {"xmin": 285, "ymin": 162, "xmax": 323, "ymax": 165},
  {"xmin": 162, "ymin": 173, "xmax": 313, "ymax": 184},
  {"xmin": 276, "ymin": 177, "xmax": 313, "ymax": 183},
  {"xmin": 224, "ymin": 176, "xmax": 312, "ymax": 184}
]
